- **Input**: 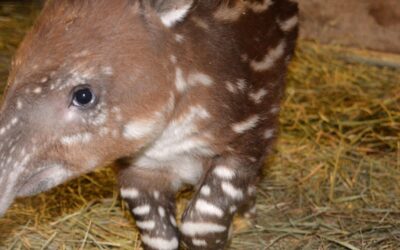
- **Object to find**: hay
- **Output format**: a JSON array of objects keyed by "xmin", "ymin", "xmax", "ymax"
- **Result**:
[
  {"xmin": 0, "ymin": 3, "xmax": 399, "ymax": 250},
  {"xmin": 0, "ymin": 2, "xmax": 42, "ymax": 90}
]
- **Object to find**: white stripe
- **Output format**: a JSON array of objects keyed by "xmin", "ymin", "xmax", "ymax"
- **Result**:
[
  {"xmin": 170, "ymin": 215, "xmax": 177, "ymax": 227},
  {"xmin": 136, "ymin": 220, "xmax": 156, "ymax": 230},
  {"xmin": 158, "ymin": 206, "xmax": 166, "ymax": 217},
  {"xmin": 195, "ymin": 199, "xmax": 224, "ymax": 217},
  {"xmin": 160, "ymin": 3, "xmax": 192, "ymax": 27},
  {"xmin": 270, "ymin": 105, "xmax": 280, "ymax": 114},
  {"xmin": 221, "ymin": 182, "xmax": 243, "ymax": 200},
  {"xmin": 188, "ymin": 72, "xmax": 214, "ymax": 87},
  {"xmin": 250, "ymin": 40, "xmax": 286, "ymax": 72},
  {"xmin": 120, "ymin": 187, "xmax": 139, "ymax": 199},
  {"xmin": 247, "ymin": 0, "xmax": 273, "ymax": 13},
  {"xmin": 141, "ymin": 235, "xmax": 179, "ymax": 250},
  {"xmin": 123, "ymin": 120, "xmax": 157, "ymax": 140},
  {"xmin": 264, "ymin": 129, "xmax": 275, "ymax": 139},
  {"xmin": 200, "ymin": 185, "xmax": 211, "ymax": 196},
  {"xmin": 192, "ymin": 239, "xmax": 207, "ymax": 246},
  {"xmin": 133, "ymin": 205, "xmax": 151, "ymax": 215},
  {"xmin": 213, "ymin": 166, "xmax": 235, "ymax": 180},
  {"xmin": 60, "ymin": 133, "xmax": 92, "ymax": 145},
  {"xmin": 232, "ymin": 115, "xmax": 260, "ymax": 133},
  {"xmin": 279, "ymin": 15, "xmax": 298, "ymax": 32},
  {"xmin": 175, "ymin": 67, "xmax": 187, "ymax": 92},
  {"xmin": 181, "ymin": 222, "xmax": 226, "ymax": 236},
  {"xmin": 249, "ymin": 88, "xmax": 268, "ymax": 104}
]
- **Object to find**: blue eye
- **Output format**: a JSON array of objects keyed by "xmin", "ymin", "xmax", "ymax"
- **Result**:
[{"xmin": 72, "ymin": 87, "xmax": 95, "ymax": 107}]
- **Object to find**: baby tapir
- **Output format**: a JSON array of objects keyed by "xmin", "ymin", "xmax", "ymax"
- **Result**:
[{"xmin": 0, "ymin": 0, "xmax": 298, "ymax": 249}]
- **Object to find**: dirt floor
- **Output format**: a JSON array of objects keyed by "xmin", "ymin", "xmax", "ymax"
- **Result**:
[
  {"xmin": 0, "ymin": 1, "xmax": 399, "ymax": 250},
  {"xmin": 298, "ymin": 0, "xmax": 400, "ymax": 54}
]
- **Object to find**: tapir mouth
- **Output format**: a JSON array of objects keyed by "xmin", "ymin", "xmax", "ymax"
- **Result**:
[{"xmin": 17, "ymin": 164, "xmax": 72, "ymax": 197}]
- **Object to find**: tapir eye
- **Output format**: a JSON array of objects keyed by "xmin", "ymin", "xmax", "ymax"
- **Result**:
[{"xmin": 71, "ymin": 86, "xmax": 95, "ymax": 108}]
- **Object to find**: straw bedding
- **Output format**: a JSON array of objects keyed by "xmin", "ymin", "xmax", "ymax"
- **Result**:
[{"xmin": 0, "ymin": 3, "xmax": 399, "ymax": 249}]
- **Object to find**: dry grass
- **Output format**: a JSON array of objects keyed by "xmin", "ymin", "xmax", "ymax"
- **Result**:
[{"xmin": 0, "ymin": 3, "xmax": 399, "ymax": 250}]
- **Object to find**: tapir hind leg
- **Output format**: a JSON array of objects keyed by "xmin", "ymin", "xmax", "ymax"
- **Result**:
[{"xmin": 180, "ymin": 157, "xmax": 261, "ymax": 250}]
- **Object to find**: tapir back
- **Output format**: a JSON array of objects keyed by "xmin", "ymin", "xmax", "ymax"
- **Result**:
[{"xmin": 166, "ymin": 0, "xmax": 299, "ymax": 160}]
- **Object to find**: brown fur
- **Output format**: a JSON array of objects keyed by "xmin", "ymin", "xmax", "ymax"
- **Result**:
[{"xmin": 0, "ymin": 1, "xmax": 298, "ymax": 249}]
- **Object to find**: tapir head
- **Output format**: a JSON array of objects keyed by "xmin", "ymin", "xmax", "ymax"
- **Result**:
[{"xmin": 0, "ymin": 0, "xmax": 194, "ymax": 215}]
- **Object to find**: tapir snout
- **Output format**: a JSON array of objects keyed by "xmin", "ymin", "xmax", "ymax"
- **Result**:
[{"xmin": 0, "ymin": 0, "xmax": 298, "ymax": 249}]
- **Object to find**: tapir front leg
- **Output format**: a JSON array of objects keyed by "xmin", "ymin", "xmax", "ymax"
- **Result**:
[
  {"xmin": 117, "ymin": 165, "xmax": 179, "ymax": 250},
  {"xmin": 180, "ymin": 158, "xmax": 261, "ymax": 250}
]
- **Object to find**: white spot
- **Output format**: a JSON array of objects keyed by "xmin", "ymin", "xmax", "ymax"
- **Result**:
[
  {"xmin": 236, "ymin": 79, "xmax": 246, "ymax": 91},
  {"xmin": 241, "ymin": 53, "xmax": 249, "ymax": 62},
  {"xmin": 86, "ymin": 157, "xmax": 99, "ymax": 169},
  {"xmin": 102, "ymin": 66, "xmax": 114, "ymax": 76},
  {"xmin": 33, "ymin": 87, "xmax": 42, "ymax": 94},
  {"xmin": 170, "ymin": 55, "xmax": 177, "ymax": 64},
  {"xmin": 64, "ymin": 111, "xmax": 75, "ymax": 122},
  {"xmin": 40, "ymin": 77, "xmax": 48, "ymax": 83},
  {"xmin": 200, "ymin": 185, "xmax": 211, "ymax": 196},
  {"xmin": 153, "ymin": 191, "xmax": 160, "ymax": 200},
  {"xmin": 264, "ymin": 128, "xmax": 275, "ymax": 139},
  {"xmin": 192, "ymin": 239, "xmax": 207, "ymax": 246},
  {"xmin": 90, "ymin": 110, "xmax": 108, "ymax": 126},
  {"xmin": 279, "ymin": 15, "xmax": 298, "ymax": 32},
  {"xmin": 133, "ymin": 205, "xmax": 151, "ymax": 216},
  {"xmin": 73, "ymin": 50, "xmax": 89, "ymax": 58},
  {"xmin": 247, "ymin": 0, "xmax": 273, "ymax": 13},
  {"xmin": 60, "ymin": 133, "xmax": 92, "ymax": 146},
  {"xmin": 111, "ymin": 107, "xmax": 123, "ymax": 121},
  {"xmin": 214, "ymin": 0, "xmax": 271, "ymax": 22},
  {"xmin": 136, "ymin": 220, "xmax": 156, "ymax": 230},
  {"xmin": 249, "ymin": 88, "xmax": 268, "ymax": 104},
  {"xmin": 192, "ymin": 16, "xmax": 209, "ymax": 29},
  {"xmin": 187, "ymin": 72, "xmax": 214, "ymax": 87},
  {"xmin": 195, "ymin": 199, "xmax": 224, "ymax": 217},
  {"xmin": 229, "ymin": 205, "xmax": 237, "ymax": 213},
  {"xmin": 175, "ymin": 34, "xmax": 184, "ymax": 43},
  {"xmin": 270, "ymin": 105, "xmax": 280, "ymax": 114},
  {"xmin": 221, "ymin": 182, "xmax": 243, "ymax": 200},
  {"xmin": 175, "ymin": 67, "xmax": 187, "ymax": 92},
  {"xmin": 213, "ymin": 166, "xmax": 235, "ymax": 180},
  {"xmin": 123, "ymin": 120, "xmax": 158, "ymax": 140},
  {"xmin": 158, "ymin": 206, "xmax": 166, "ymax": 217},
  {"xmin": 250, "ymin": 40, "xmax": 286, "ymax": 72},
  {"xmin": 120, "ymin": 187, "xmax": 139, "ymax": 199},
  {"xmin": 225, "ymin": 81, "xmax": 237, "ymax": 93},
  {"xmin": 181, "ymin": 222, "xmax": 226, "ymax": 236},
  {"xmin": 170, "ymin": 215, "xmax": 177, "ymax": 227},
  {"xmin": 214, "ymin": 2, "xmax": 246, "ymax": 22},
  {"xmin": 232, "ymin": 115, "xmax": 260, "ymax": 133},
  {"xmin": 160, "ymin": 3, "xmax": 192, "ymax": 27},
  {"xmin": 244, "ymin": 212, "xmax": 252, "ymax": 218},
  {"xmin": 141, "ymin": 235, "xmax": 179, "ymax": 250},
  {"xmin": 10, "ymin": 117, "xmax": 18, "ymax": 125},
  {"xmin": 16, "ymin": 100, "xmax": 23, "ymax": 110},
  {"xmin": 248, "ymin": 185, "xmax": 257, "ymax": 195}
]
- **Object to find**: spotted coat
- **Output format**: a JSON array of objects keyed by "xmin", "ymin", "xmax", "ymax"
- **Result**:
[{"xmin": 0, "ymin": 0, "xmax": 298, "ymax": 249}]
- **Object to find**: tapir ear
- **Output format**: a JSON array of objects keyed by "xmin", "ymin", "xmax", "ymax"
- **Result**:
[{"xmin": 150, "ymin": 0, "xmax": 194, "ymax": 27}]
